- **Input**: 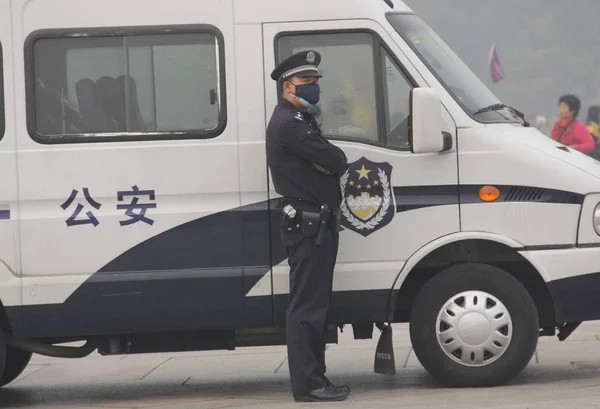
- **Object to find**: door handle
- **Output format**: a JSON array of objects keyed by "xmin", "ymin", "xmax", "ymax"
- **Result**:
[{"xmin": 442, "ymin": 131, "xmax": 453, "ymax": 151}]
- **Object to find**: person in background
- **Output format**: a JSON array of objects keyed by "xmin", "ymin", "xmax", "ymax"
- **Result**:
[
  {"xmin": 550, "ymin": 94, "xmax": 595, "ymax": 154},
  {"xmin": 586, "ymin": 105, "xmax": 600, "ymax": 141},
  {"xmin": 585, "ymin": 105, "xmax": 600, "ymax": 160}
]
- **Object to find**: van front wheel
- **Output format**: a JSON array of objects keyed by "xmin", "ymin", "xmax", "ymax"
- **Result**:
[{"xmin": 409, "ymin": 263, "xmax": 539, "ymax": 387}]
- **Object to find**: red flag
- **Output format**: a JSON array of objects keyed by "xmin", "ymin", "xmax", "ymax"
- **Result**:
[{"xmin": 488, "ymin": 43, "xmax": 505, "ymax": 84}]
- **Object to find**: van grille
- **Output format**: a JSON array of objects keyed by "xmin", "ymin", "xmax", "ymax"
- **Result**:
[{"xmin": 504, "ymin": 187, "xmax": 546, "ymax": 202}]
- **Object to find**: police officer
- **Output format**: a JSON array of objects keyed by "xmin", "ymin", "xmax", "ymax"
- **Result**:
[{"xmin": 266, "ymin": 50, "xmax": 350, "ymax": 402}]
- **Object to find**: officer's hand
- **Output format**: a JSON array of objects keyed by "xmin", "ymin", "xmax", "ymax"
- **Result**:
[{"xmin": 313, "ymin": 163, "xmax": 332, "ymax": 175}]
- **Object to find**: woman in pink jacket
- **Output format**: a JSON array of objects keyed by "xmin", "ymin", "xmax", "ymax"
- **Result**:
[{"xmin": 550, "ymin": 94, "xmax": 596, "ymax": 154}]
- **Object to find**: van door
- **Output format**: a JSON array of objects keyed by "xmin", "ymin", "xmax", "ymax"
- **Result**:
[
  {"xmin": 261, "ymin": 20, "xmax": 460, "ymax": 324},
  {"xmin": 15, "ymin": 0, "xmax": 244, "ymax": 337},
  {"xmin": 0, "ymin": 1, "xmax": 22, "ymax": 331}
]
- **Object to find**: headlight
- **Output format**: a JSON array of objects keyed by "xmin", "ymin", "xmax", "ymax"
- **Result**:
[{"xmin": 594, "ymin": 203, "xmax": 600, "ymax": 235}]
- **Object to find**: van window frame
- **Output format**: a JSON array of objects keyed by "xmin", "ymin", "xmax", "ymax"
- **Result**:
[
  {"xmin": 0, "ymin": 42, "xmax": 5, "ymax": 140},
  {"xmin": 274, "ymin": 28, "xmax": 418, "ymax": 152},
  {"xmin": 24, "ymin": 24, "xmax": 228, "ymax": 145}
]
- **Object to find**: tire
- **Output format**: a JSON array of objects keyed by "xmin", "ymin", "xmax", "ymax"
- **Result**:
[
  {"xmin": 409, "ymin": 263, "xmax": 539, "ymax": 388},
  {"xmin": 0, "ymin": 345, "xmax": 32, "ymax": 387}
]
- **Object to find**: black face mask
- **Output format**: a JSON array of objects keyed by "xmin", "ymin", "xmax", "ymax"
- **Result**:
[{"xmin": 292, "ymin": 82, "xmax": 321, "ymax": 106}]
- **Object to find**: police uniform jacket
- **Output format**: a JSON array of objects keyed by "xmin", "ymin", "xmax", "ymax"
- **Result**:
[{"xmin": 266, "ymin": 100, "xmax": 348, "ymax": 210}]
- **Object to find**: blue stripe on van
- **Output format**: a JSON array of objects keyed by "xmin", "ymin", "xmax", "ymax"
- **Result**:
[
  {"xmin": 0, "ymin": 210, "xmax": 10, "ymax": 220},
  {"xmin": 393, "ymin": 185, "xmax": 584, "ymax": 213}
]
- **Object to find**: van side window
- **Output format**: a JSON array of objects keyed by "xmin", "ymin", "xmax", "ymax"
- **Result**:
[
  {"xmin": 278, "ymin": 33, "xmax": 379, "ymax": 143},
  {"xmin": 0, "ymin": 42, "xmax": 4, "ymax": 139},
  {"xmin": 28, "ymin": 28, "xmax": 225, "ymax": 143},
  {"xmin": 382, "ymin": 48, "xmax": 413, "ymax": 149}
]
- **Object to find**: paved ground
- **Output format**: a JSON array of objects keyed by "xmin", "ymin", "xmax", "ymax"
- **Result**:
[{"xmin": 4, "ymin": 323, "xmax": 600, "ymax": 408}]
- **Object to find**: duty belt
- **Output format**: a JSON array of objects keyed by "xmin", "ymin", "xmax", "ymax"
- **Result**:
[
  {"xmin": 279, "ymin": 197, "xmax": 340, "ymax": 215},
  {"xmin": 281, "ymin": 199, "xmax": 342, "ymax": 244}
]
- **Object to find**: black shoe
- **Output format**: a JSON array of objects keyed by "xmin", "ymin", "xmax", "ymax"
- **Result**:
[
  {"xmin": 294, "ymin": 386, "xmax": 349, "ymax": 402},
  {"xmin": 324, "ymin": 376, "xmax": 351, "ymax": 395}
]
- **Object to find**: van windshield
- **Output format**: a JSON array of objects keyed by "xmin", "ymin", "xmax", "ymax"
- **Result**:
[{"xmin": 387, "ymin": 13, "xmax": 518, "ymax": 124}]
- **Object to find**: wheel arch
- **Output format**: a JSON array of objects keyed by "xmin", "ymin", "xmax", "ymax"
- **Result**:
[{"xmin": 387, "ymin": 232, "xmax": 556, "ymax": 328}]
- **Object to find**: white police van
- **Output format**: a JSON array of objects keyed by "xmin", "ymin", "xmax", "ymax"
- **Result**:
[{"xmin": 0, "ymin": 0, "xmax": 598, "ymax": 389}]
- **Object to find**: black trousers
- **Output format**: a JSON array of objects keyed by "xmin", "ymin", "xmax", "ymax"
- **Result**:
[{"xmin": 281, "ymin": 222, "xmax": 339, "ymax": 396}]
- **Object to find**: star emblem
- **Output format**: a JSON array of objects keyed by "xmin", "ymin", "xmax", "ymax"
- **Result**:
[
  {"xmin": 340, "ymin": 156, "xmax": 394, "ymax": 237},
  {"xmin": 356, "ymin": 165, "xmax": 371, "ymax": 180}
]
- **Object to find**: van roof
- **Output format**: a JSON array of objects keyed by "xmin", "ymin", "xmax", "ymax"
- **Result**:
[
  {"xmin": 10, "ymin": 0, "xmax": 414, "ymax": 26},
  {"xmin": 233, "ymin": 0, "xmax": 413, "ymax": 24}
]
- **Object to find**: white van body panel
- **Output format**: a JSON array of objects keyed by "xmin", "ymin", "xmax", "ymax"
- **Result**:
[
  {"xmin": 509, "ymin": 128, "xmax": 600, "ymax": 180},
  {"xmin": 6, "ymin": 0, "xmax": 267, "ymax": 336},
  {"xmin": 458, "ymin": 126, "xmax": 591, "ymax": 246},
  {"xmin": 461, "ymin": 202, "xmax": 579, "ymax": 246},
  {"xmin": 0, "ymin": 0, "xmax": 21, "ymax": 308},
  {"xmin": 235, "ymin": 23, "xmax": 269, "ymax": 206},
  {"xmin": 15, "ymin": 0, "xmax": 240, "ymax": 283},
  {"xmin": 521, "ymin": 247, "xmax": 600, "ymax": 282},
  {"xmin": 459, "ymin": 126, "xmax": 600, "ymax": 194}
]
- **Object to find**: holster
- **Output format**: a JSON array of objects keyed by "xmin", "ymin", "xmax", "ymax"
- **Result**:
[{"xmin": 333, "ymin": 209, "xmax": 342, "ymax": 232}]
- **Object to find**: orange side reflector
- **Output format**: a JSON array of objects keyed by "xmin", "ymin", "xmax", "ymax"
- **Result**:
[{"xmin": 479, "ymin": 185, "xmax": 500, "ymax": 202}]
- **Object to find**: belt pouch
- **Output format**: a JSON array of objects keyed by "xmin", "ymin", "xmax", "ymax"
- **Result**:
[{"xmin": 299, "ymin": 211, "xmax": 320, "ymax": 237}]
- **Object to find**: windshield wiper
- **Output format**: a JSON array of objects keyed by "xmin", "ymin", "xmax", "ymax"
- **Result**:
[
  {"xmin": 473, "ymin": 104, "xmax": 530, "ymax": 126},
  {"xmin": 473, "ymin": 103, "xmax": 510, "ymax": 115}
]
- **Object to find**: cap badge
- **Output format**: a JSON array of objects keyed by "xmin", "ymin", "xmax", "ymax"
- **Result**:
[{"xmin": 306, "ymin": 51, "xmax": 316, "ymax": 64}]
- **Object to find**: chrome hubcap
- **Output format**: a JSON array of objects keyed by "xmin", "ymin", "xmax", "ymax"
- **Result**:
[{"xmin": 436, "ymin": 290, "xmax": 513, "ymax": 367}]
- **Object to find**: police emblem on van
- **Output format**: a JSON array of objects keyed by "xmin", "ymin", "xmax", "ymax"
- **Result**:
[{"xmin": 339, "ymin": 157, "xmax": 394, "ymax": 237}]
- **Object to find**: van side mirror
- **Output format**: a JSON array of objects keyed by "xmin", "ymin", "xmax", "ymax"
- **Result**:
[{"xmin": 410, "ymin": 88, "xmax": 449, "ymax": 153}]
